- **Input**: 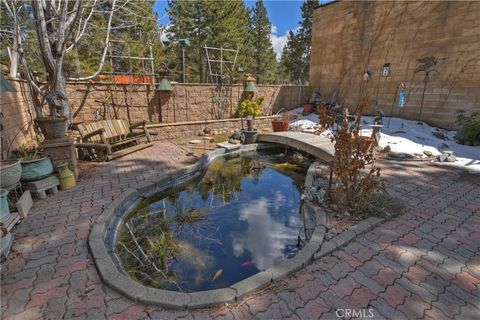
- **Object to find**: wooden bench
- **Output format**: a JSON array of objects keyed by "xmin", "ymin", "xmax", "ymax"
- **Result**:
[{"xmin": 75, "ymin": 119, "xmax": 153, "ymax": 161}]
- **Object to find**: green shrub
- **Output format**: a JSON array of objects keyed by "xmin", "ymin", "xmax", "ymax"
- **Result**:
[{"xmin": 456, "ymin": 110, "xmax": 480, "ymax": 146}]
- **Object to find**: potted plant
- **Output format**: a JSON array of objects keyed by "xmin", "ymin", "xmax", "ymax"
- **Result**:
[
  {"xmin": 235, "ymin": 96, "xmax": 264, "ymax": 144},
  {"xmin": 0, "ymin": 160, "xmax": 21, "ymax": 190},
  {"xmin": 303, "ymin": 103, "xmax": 313, "ymax": 114},
  {"xmin": 12, "ymin": 137, "xmax": 53, "ymax": 182},
  {"xmin": 34, "ymin": 92, "xmax": 69, "ymax": 140},
  {"xmin": 272, "ymin": 112, "xmax": 293, "ymax": 132},
  {"xmin": 0, "ymin": 112, "xmax": 22, "ymax": 190}
]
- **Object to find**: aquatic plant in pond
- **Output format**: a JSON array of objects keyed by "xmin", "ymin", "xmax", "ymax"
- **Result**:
[{"xmin": 116, "ymin": 150, "xmax": 314, "ymax": 292}]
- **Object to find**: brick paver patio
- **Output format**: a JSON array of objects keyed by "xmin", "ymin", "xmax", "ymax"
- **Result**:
[{"xmin": 1, "ymin": 142, "xmax": 479, "ymax": 319}]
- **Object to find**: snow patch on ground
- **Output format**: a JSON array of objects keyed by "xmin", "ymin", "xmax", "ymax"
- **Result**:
[{"xmin": 287, "ymin": 108, "xmax": 480, "ymax": 172}]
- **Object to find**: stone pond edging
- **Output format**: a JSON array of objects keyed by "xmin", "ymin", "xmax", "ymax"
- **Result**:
[
  {"xmin": 89, "ymin": 144, "xmax": 387, "ymax": 309},
  {"xmin": 88, "ymin": 143, "xmax": 327, "ymax": 309}
]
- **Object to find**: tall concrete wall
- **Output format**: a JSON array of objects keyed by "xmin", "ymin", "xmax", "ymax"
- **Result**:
[{"xmin": 309, "ymin": 1, "xmax": 480, "ymax": 129}]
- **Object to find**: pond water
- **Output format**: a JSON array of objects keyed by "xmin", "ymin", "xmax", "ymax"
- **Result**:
[{"xmin": 116, "ymin": 149, "xmax": 314, "ymax": 292}]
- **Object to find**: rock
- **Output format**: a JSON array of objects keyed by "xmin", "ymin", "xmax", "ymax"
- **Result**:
[
  {"xmin": 438, "ymin": 151, "xmax": 455, "ymax": 162},
  {"xmin": 432, "ymin": 131, "xmax": 446, "ymax": 140},
  {"xmin": 423, "ymin": 150, "xmax": 433, "ymax": 157},
  {"xmin": 439, "ymin": 143, "xmax": 449, "ymax": 150},
  {"xmin": 189, "ymin": 140, "xmax": 202, "ymax": 144},
  {"xmin": 229, "ymin": 139, "xmax": 241, "ymax": 145},
  {"xmin": 438, "ymin": 153, "xmax": 448, "ymax": 162},
  {"xmin": 446, "ymin": 155, "xmax": 456, "ymax": 162}
]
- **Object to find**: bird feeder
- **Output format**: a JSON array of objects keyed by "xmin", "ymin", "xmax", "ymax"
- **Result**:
[
  {"xmin": 178, "ymin": 39, "xmax": 190, "ymax": 83},
  {"xmin": 244, "ymin": 80, "xmax": 256, "ymax": 93},
  {"xmin": 156, "ymin": 79, "xmax": 173, "ymax": 124},
  {"xmin": 157, "ymin": 78, "xmax": 172, "ymax": 91},
  {"xmin": 178, "ymin": 39, "xmax": 191, "ymax": 47}
]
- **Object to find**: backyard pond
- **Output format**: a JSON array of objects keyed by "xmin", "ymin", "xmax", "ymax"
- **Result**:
[{"xmin": 116, "ymin": 149, "xmax": 315, "ymax": 292}]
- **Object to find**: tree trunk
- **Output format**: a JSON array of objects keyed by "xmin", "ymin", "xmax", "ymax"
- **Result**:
[
  {"xmin": 51, "ymin": 72, "xmax": 71, "ymax": 120},
  {"xmin": 8, "ymin": 35, "xmax": 19, "ymax": 78}
]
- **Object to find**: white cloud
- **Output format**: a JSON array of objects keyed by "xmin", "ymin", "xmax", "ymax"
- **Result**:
[
  {"xmin": 271, "ymin": 24, "xmax": 278, "ymax": 34},
  {"xmin": 270, "ymin": 33, "xmax": 288, "ymax": 62},
  {"xmin": 160, "ymin": 23, "xmax": 171, "ymax": 42},
  {"xmin": 231, "ymin": 197, "xmax": 299, "ymax": 270},
  {"xmin": 270, "ymin": 24, "xmax": 293, "ymax": 62}
]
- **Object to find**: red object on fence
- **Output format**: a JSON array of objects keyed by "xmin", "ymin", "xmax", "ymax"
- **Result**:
[{"xmin": 97, "ymin": 75, "xmax": 152, "ymax": 84}]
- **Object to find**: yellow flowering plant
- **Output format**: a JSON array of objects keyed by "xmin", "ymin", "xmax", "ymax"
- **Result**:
[{"xmin": 235, "ymin": 96, "xmax": 265, "ymax": 118}]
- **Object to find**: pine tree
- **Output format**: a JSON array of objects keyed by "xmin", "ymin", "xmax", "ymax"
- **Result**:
[
  {"xmin": 279, "ymin": 0, "xmax": 318, "ymax": 84},
  {"xmin": 166, "ymin": 0, "xmax": 251, "ymax": 83},
  {"xmin": 247, "ymin": 0, "xmax": 277, "ymax": 84}
]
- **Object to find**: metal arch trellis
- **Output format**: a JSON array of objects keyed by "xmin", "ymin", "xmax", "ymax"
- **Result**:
[{"xmin": 204, "ymin": 45, "xmax": 239, "ymax": 119}]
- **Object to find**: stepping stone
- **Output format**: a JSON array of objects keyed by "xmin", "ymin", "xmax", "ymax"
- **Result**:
[
  {"xmin": 16, "ymin": 191, "xmax": 32, "ymax": 218},
  {"xmin": 22, "ymin": 175, "xmax": 60, "ymax": 199},
  {"xmin": 189, "ymin": 140, "xmax": 202, "ymax": 144},
  {"xmin": 216, "ymin": 142, "xmax": 241, "ymax": 151}
]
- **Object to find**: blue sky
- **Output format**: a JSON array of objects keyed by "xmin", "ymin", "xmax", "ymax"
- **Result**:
[{"xmin": 153, "ymin": 0, "xmax": 313, "ymax": 60}]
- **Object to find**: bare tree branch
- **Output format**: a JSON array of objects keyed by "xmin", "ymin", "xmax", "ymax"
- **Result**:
[{"xmin": 66, "ymin": 0, "xmax": 117, "ymax": 81}]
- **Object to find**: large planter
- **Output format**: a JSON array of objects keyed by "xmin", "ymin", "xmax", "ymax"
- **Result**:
[
  {"xmin": 35, "ymin": 117, "xmax": 68, "ymax": 140},
  {"xmin": 0, "ymin": 159, "xmax": 21, "ymax": 189},
  {"xmin": 272, "ymin": 120, "xmax": 289, "ymax": 132},
  {"xmin": 303, "ymin": 104, "xmax": 313, "ymax": 114},
  {"xmin": 240, "ymin": 130, "xmax": 258, "ymax": 144},
  {"xmin": 0, "ymin": 189, "xmax": 9, "ymax": 219},
  {"xmin": 20, "ymin": 157, "xmax": 53, "ymax": 182}
]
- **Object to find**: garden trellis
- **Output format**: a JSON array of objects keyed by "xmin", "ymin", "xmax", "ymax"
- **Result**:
[{"xmin": 204, "ymin": 45, "xmax": 239, "ymax": 119}]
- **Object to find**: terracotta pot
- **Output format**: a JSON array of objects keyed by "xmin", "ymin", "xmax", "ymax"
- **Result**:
[
  {"xmin": 35, "ymin": 117, "xmax": 68, "ymax": 140},
  {"xmin": 271, "ymin": 120, "xmax": 289, "ymax": 132},
  {"xmin": 303, "ymin": 104, "xmax": 313, "ymax": 114}
]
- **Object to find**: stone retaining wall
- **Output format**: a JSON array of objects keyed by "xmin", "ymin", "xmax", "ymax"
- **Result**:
[
  {"xmin": 0, "ymin": 78, "xmax": 310, "ymax": 152},
  {"xmin": 68, "ymin": 82, "xmax": 311, "ymax": 125}
]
